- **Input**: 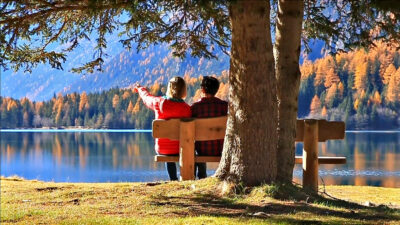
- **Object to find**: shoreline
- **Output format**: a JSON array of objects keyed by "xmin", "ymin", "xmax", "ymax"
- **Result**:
[
  {"xmin": 0, "ymin": 128, "xmax": 152, "ymax": 132},
  {"xmin": 1, "ymin": 128, "xmax": 399, "ymax": 133}
]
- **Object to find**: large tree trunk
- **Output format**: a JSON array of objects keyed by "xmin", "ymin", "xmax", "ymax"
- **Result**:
[
  {"xmin": 274, "ymin": 0, "xmax": 304, "ymax": 183},
  {"xmin": 215, "ymin": 0, "xmax": 278, "ymax": 186}
]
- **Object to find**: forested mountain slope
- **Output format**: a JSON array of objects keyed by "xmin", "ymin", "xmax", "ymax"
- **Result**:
[{"xmin": 298, "ymin": 42, "xmax": 400, "ymax": 129}]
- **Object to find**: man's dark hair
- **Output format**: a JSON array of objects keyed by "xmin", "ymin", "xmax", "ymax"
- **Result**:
[{"xmin": 201, "ymin": 76, "xmax": 220, "ymax": 96}]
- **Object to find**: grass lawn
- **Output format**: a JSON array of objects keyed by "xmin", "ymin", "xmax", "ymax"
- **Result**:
[{"xmin": 1, "ymin": 176, "xmax": 399, "ymax": 224}]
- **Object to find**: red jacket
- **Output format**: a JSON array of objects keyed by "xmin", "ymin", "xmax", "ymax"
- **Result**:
[{"xmin": 137, "ymin": 87, "xmax": 191, "ymax": 155}]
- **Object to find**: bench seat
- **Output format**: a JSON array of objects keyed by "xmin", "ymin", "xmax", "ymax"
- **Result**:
[
  {"xmin": 154, "ymin": 155, "xmax": 346, "ymax": 164},
  {"xmin": 294, "ymin": 156, "xmax": 346, "ymax": 164},
  {"xmin": 154, "ymin": 155, "xmax": 221, "ymax": 163}
]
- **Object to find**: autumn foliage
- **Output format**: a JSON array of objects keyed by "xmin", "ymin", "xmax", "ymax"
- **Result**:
[{"xmin": 299, "ymin": 42, "xmax": 400, "ymax": 129}]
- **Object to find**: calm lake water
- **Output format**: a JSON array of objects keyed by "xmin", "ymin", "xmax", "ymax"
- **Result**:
[{"xmin": 1, "ymin": 130, "xmax": 400, "ymax": 187}]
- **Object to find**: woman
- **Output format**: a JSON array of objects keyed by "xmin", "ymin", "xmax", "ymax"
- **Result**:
[{"xmin": 134, "ymin": 76, "xmax": 191, "ymax": 180}]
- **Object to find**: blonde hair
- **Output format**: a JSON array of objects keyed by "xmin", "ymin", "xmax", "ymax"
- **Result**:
[{"xmin": 166, "ymin": 76, "xmax": 186, "ymax": 99}]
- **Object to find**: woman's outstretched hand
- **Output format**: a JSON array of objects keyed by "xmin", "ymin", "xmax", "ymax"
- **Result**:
[{"xmin": 133, "ymin": 83, "xmax": 142, "ymax": 93}]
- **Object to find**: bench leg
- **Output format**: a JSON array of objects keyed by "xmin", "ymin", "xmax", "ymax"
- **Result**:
[
  {"xmin": 179, "ymin": 120, "xmax": 195, "ymax": 180},
  {"xmin": 302, "ymin": 119, "xmax": 319, "ymax": 192}
]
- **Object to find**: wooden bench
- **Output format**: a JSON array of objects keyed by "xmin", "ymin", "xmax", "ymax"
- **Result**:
[{"xmin": 153, "ymin": 116, "xmax": 346, "ymax": 191}]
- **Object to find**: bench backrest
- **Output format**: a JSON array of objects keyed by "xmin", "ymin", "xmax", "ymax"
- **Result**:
[
  {"xmin": 296, "ymin": 120, "xmax": 345, "ymax": 142},
  {"xmin": 152, "ymin": 116, "xmax": 345, "ymax": 142},
  {"xmin": 153, "ymin": 116, "xmax": 227, "ymax": 141}
]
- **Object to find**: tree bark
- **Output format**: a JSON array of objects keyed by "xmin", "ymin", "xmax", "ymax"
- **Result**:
[
  {"xmin": 274, "ymin": 0, "xmax": 304, "ymax": 183},
  {"xmin": 215, "ymin": 0, "xmax": 278, "ymax": 186}
]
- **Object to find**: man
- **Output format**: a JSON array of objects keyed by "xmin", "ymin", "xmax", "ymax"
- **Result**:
[{"xmin": 191, "ymin": 76, "xmax": 228, "ymax": 179}]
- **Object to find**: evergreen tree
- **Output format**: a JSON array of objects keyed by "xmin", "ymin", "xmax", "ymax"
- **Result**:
[{"xmin": 298, "ymin": 74, "xmax": 315, "ymax": 117}]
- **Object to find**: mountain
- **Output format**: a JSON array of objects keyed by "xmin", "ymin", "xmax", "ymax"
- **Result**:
[
  {"xmin": 1, "ymin": 64, "xmax": 81, "ymax": 101},
  {"xmin": 65, "ymin": 44, "xmax": 229, "ymax": 94},
  {"xmin": 1, "ymin": 37, "xmax": 325, "ymax": 101},
  {"xmin": 1, "ymin": 43, "xmax": 229, "ymax": 101},
  {"xmin": 1, "ymin": 37, "xmax": 123, "ymax": 101}
]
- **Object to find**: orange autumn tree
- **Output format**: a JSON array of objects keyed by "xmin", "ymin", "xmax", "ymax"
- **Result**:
[
  {"xmin": 386, "ymin": 68, "xmax": 400, "ymax": 103},
  {"xmin": 354, "ymin": 60, "xmax": 369, "ymax": 94},
  {"xmin": 127, "ymin": 101, "xmax": 134, "ymax": 113},
  {"xmin": 112, "ymin": 94, "xmax": 120, "ymax": 109},
  {"xmin": 382, "ymin": 64, "xmax": 396, "ymax": 85},
  {"xmin": 325, "ymin": 83, "xmax": 338, "ymax": 107},
  {"xmin": 324, "ymin": 68, "xmax": 340, "ymax": 88},
  {"xmin": 79, "ymin": 92, "xmax": 89, "ymax": 112},
  {"xmin": 310, "ymin": 95, "xmax": 322, "ymax": 117}
]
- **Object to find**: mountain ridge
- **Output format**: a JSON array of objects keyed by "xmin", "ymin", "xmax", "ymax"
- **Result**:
[{"xmin": 1, "ymin": 44, "xmax": 229, "ymax": 101}]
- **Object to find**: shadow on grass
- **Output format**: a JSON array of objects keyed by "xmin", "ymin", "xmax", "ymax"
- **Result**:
[{"xmin": 148, "ymin": 183, "xmax": 400, "ymax": 224}]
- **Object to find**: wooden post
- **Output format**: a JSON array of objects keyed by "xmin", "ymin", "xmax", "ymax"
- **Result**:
[
  {"xmin": 179, "ymin": 119, "xmax": 195, "ymax": 180},
  {"xmin": 302, "ymin": 119, "xmax": 319, "ymax": 192}
]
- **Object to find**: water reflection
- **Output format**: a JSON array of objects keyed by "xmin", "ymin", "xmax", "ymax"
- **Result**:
[
  {"xmin": 1, "ymin": 131, "xmax": 400, "ymax": 187},
  {"xmin": 294, "ymin": 132, "xmax": 400, "ymax": 187},
  {"xmin": 1, "ymin": 132, "xmax": 166, "ymax": 182}
]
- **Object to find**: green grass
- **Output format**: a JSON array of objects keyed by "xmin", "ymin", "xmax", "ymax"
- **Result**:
[{"xmin": 1, "ymin": 176, "xmax": 399, "ymax": 224}]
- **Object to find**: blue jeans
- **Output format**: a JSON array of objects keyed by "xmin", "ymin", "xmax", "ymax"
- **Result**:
[
  {"xmin": 166, "ymin": 162, "xmax": 207, "ymax": 180},
  {"xmin": 167, "ymin": 162, "xmax": 207, "ymax": 180},
  {"xmin": 157, "ymin": 153, "xmax": 178, "ymax": 181},
  {"xmin": 195, "ymin": 163, "xmax": 207, "ymax": 179},
  {"xmin": 165, "ymin": 162, "xmax": 178, "ymax": 181}
]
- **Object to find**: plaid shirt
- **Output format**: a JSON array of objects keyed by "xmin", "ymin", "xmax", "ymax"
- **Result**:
[{"xmin": 191, "ymin": 97, "xmax": 228, "ymax": 156}]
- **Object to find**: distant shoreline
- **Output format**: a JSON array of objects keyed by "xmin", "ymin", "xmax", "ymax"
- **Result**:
[
  {"xmin": 0, "ymin": 128, "xmax": 399, "ymax": 133},
  {"xmin": 345, "ymin": 130, "xmax": 400, "ymax": 133},
  {"xmin": 0, "ymin": 128, "xmax": 152, "ymax": 133}
]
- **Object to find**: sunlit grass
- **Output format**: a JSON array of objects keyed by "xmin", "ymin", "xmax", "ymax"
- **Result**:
[{"xmin": 1, "ymin": 177, "xmax": 399, "ymax": 224}]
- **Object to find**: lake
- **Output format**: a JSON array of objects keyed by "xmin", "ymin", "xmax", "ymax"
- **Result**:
[{"xmin": 1, "ymin": 130, "xmax": 400, "ymax": 187}]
